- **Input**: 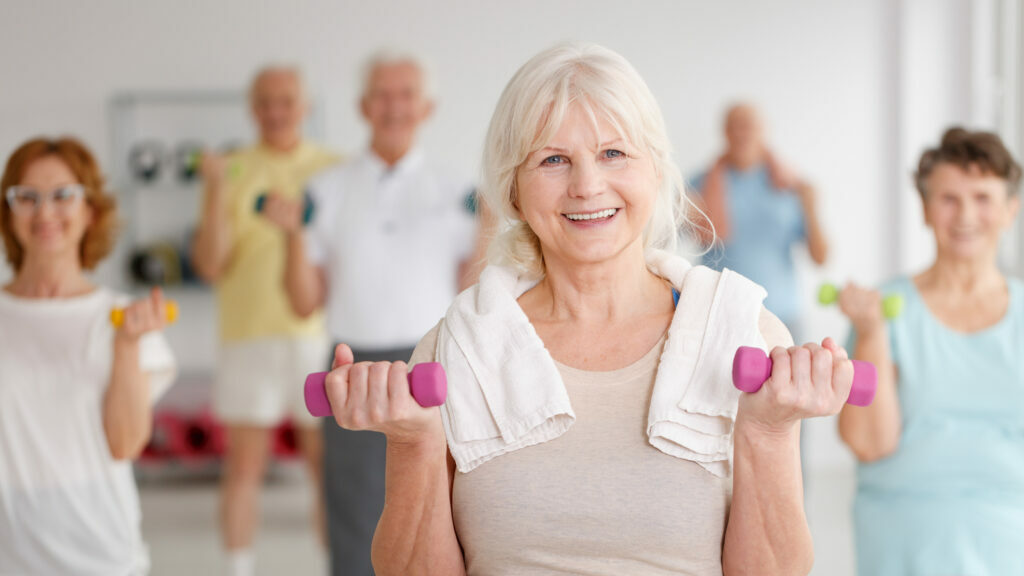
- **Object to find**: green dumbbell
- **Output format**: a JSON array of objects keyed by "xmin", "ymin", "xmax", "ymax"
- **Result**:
[
  {"xmin": 186, "ymin": 150, "xmax": 242, "ymax": 182},
  {"xmin": 818, "ymin": 283, "xmax": 904, "ymax": 319},
  {"xmin": 255, "ymin": 191, "xmax": 315, "ymax": 225}
]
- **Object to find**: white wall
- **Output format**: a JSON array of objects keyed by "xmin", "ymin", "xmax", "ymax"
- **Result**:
[
  {"xmin": 0, "ymin": 0, "xmax": 902, "ymax": 457},
  {"xmin": 0, "ymin": 0, "xmax": 893, "ymax": 299}
]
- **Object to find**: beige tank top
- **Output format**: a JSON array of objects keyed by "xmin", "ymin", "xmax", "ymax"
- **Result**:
[{"xmin": 411, "ymin": 326, "xmax": 731, "ymax": 576}]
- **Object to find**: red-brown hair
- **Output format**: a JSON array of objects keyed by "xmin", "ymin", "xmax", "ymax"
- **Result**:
[{"xmin": 0, "ymin": 136, "xmax": 119, "ymax": 271}]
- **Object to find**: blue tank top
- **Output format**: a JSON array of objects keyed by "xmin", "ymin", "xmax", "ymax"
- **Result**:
[{"xmin": 851, "ymin": 275, "xmax": 1024, "ymax": 575}]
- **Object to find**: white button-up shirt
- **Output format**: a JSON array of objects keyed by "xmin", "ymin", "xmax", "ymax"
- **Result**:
[{"xmin": 306, "ymin": 149, "xmax": 476, "ymax": 349}]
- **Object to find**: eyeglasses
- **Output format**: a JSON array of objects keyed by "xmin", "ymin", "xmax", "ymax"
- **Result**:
[{"xmin": 5, "ymin": 184, "xmax": 86, "ymax": 216}]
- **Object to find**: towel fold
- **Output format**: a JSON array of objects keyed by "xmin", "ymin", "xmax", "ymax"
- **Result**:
[{"xmin": 437, "ymin": 249, "xmax": 767, "ymax": 477}]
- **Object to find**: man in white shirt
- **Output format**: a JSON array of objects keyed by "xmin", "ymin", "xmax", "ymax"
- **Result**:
[{"xmin": 262, "ymin": 50, "xmax": 480, "ymax": 575}]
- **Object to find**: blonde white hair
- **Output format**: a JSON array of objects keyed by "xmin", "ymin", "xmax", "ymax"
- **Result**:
[{"xmin": 479, "ymin": 42, "xmax": 695, "ymax": 279}]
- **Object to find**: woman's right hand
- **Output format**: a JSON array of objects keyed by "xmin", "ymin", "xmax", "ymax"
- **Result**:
[
  {"xmin": 324, "ymin": 344, "xmax": 442, "ymax": 444},
  {"xmin": 837, "ymin": 283, "xmax": 885, "ymax": 337}
]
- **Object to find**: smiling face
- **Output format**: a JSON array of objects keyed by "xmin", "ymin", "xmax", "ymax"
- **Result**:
[
  {"xmin": 724, "ymin": 104, "xmax": 765, "ymax": 167},
  {"xmin": 514, "ymin": 103, "xmax": 659, "ymax": 271},
  {"xmin": 361, "ymin": 61, "xmax": 433, "ymax": 159},
  {"xmin": 922, "ymin": 162, "xmax": 1020, "ymax": 262},
  {"xmin": 250, "ymin": 69, "xmax": 307, "ymax": 150},
  {"xmin": 8, "ymin": 154, "xmax": 93, "ymax": 266}
]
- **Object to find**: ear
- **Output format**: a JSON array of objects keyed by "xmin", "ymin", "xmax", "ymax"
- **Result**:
[
  {"xmin": 919, "ymin": 192, "xmax": 933, "ymax": 229},
  {"xmin": 421, "ymin": 99, "xmax": 436, "ymax": 122},
  {"xmin": 1007, "ymin": 194, "xmax": 1020, "ymax": 224},
  {"xmin": 359, "ymin": 96, "xmax": 371, "ymax": 122}
]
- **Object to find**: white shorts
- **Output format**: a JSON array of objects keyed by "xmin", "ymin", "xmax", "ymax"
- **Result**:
[{"xmin": 214, "ymin": 337, "xmax": 329, "ymax": 427}]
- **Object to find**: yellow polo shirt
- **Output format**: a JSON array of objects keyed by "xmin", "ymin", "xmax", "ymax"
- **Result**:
[{"xmin": 215, "ymin": 142, "xmax": 340, "ymax": 342}]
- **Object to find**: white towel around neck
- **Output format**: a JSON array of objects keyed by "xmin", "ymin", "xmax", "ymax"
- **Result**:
[{"xmin": 436, "ymin": 249, "xmax": 767, "ymax": 477}]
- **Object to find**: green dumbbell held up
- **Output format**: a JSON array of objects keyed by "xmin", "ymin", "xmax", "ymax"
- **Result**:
[
  {"xmin": 255, "ymin": 191, "xmax": 315, "ymax": 226},
  {"xmin": 187, "ymin": 150, "xmax": 242, "ymax": 182},
  {"xmin": 818, "ymin": 283, "xmax": 904, "ymax": 319}
]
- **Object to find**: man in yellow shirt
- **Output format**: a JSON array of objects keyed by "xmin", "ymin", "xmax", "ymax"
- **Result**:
[{"xmin": 191, "ymin": 66, "xmax": 339, "ymax": 576}]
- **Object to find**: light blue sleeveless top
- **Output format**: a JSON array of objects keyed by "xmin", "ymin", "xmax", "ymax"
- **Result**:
[{"xmin": 851, "ymin": 276, "xmax": 1024, "ymax": 576}]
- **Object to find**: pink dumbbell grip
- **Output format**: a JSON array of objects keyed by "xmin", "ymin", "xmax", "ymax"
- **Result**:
[
  {"xmin": 732, "ymin": 346, "xmax": 877, "ymax": 407},
  {"xmin": 304, "ymin": 362, "xmax": 447, "ymax": 417}
]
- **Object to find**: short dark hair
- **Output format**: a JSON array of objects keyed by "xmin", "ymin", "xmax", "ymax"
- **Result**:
[{"xmin": 915, "ymin": 127, "xmax": 1022, "ymax": 197}]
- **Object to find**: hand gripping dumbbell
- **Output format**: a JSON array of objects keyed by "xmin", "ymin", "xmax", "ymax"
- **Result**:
[
  {"xmin": 304, "ymin": 362, "xmax": 448, "ymax": 417},
  {"xmin": 255, "ymin": 191, "xmax": 315, "ymax": 225},
  {"xmin": 732, "ymin": 346, "xmax": 877, "ymax": 407},
  {"xmin": 110, "ymin": 300, "xmax": 179, "ymax": 327},
  {"xmin": 818, "ymin": 283, "xmax": 904, "ymax": 319}
]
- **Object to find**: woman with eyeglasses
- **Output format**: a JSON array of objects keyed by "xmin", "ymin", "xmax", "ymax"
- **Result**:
[{"xmin": 0, "ymin": 137, "xmax": 176, "ymax": 575}]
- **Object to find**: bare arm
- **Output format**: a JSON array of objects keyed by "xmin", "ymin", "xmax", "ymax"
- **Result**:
[
  {"xmin": 723, "ymin": 309, "xmax": 814, "ymax": 575},
  {"xmin": 695, "ymin": 157, "xmax": 731, "ymax": 244},
  {"xmin": 284, "ymin": 229, "xmax": 327, "ymax": 317},
  {"xmin": 796, "ymin": 181, "xmax": 829, "ymax": 266},
  {"xmin": 191, "ymin": 153, "xmax": 233, "ymax": 282},
  {"xmin": 323, "ymin": 344, "xmax": 465, "ymax": 575},
  {"xmin": 372, "ymin": 427, "xmax": 466, "ymax": 575},
  {"xmin": 257, "ymin": 193, "xmax": 327, "ymax": 317},
  {"xmin": 104, "ymin": 289, "xmax": 166, "ymax": 460},
  {"xmin": 837, "ymin": 285, "xmax": 901, "ymax": 461}
]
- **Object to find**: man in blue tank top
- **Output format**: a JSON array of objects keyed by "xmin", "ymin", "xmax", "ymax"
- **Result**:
[{"xmin": 691, "ymin": 104, "xmax": 829, "ymax": 333}]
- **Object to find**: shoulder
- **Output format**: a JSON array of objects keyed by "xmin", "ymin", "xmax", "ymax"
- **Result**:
[
  {"xmin": 303, "ymin": 142, "xmax": 343, "ymax": 164},
  {"xmin": 878, "ymin": 275, "xmax": 912, "ymax": 295},
  {"xmin": 419, "ymin": 158, "xmax": 473, "ymax": 196},
  {"xmin": 409, "ymin": 320, "xmax": 443, "ymax": 365},
  {"xmin": 758, "ymin": 307, "xmax": 794, "ymax": 349},
  {"xmin": 307, "ymin": 161, "xmax": 356, "ymax": 193},
  {"xmin": 226, "ymin": 145, "xmax": 261, "ymax": 167}
]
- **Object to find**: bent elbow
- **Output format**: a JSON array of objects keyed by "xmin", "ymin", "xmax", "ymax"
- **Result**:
[
  {"xmin": 841, "ymin": 431, "xmax": 899, "ymax": 463},
  {"xmin": 107, "ymin": 435, "xmax": 147, "ymax": 461}
]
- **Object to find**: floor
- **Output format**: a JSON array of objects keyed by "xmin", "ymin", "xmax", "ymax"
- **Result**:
[{"xmin": 139, "ymin": 463, "xmax": 858, "ymax": 576}]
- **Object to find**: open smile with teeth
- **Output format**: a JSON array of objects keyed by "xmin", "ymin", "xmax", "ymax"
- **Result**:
[{"xmin": 564, "ymin": 208, "xmax": 618, "ymax": 221}]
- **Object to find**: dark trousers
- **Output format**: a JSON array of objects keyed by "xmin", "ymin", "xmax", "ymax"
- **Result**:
[{"xmin": 323, "ymin": 345, "xmax": 416, "ymax": 576}]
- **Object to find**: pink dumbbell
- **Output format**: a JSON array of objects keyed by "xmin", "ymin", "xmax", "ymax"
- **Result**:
[
  {"xmin": 304, "ymin": 362, "xmax": 448, "ymax": 417},
  {"xmin": 732, "ymin": 346, "xmax": 877, "ymax": 407}
]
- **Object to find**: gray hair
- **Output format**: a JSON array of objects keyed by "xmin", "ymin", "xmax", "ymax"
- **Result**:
[
  {"xmin": 360, "ymin": 48, "xmax": 435, "ymax": 100},
  {"xmin": 479, "ymin": 42, "xmax": 697, "ymax": 279},
  {"xmin": 248, "ymin": 64, "xmax": 306, "ymax": 102}
]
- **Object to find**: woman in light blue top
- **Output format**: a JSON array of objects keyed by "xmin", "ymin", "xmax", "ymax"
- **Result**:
[{"xmin": 838, "ymin": 127, "xmax": 1024, "ymax": 575}]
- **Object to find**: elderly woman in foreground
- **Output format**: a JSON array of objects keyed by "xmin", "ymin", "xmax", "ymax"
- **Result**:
[{"xmin": 320, "ymin": 43, "xmax": 853, "ymax": 575}]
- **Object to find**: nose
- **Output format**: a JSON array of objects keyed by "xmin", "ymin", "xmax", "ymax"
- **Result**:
[
  {"xmin": 568, "ymin": 157, "xmax": 604, "ymax": 200},
  {"xmin": 34, "ymin": 196, "xmax": 58, "ymax": 219}
]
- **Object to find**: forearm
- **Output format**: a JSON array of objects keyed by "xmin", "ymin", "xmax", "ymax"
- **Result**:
[
  {"xmin": 192, "ymin": 186, "xmax": 231, "ymax": 281},
  {"xmin": 103, "ymin": 339, "xmax": 152, "ymax": 460},
  {"xmin": 799, "ymin": 188, "xmax": 828, "ymax": 265},
  {"xmin": 839, "ymin": 330, "xmax": 900, "ymax": 461},
  {"xmin": 723, "ymin": 420, "xmax": 813, "ymax": 576},
  {"xmin": 371, "ymin": 428, "xmax": 465, "ymax": 575},
  {"xmin": 284, "ymin": 231, "xmax": 325, "ymax": 317},
  {"xmin": 701, "ymin": 181, "xmax": 731, "ymax": 242}
]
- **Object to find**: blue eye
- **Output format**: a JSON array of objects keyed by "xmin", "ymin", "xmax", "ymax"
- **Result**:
[
  {"xmin": 604, "ymin": 149, "xmax": 625, "ymax": 159},
  {"xmin": 541, "ymin": 155, "xmax": 566, "ymax": 165}
]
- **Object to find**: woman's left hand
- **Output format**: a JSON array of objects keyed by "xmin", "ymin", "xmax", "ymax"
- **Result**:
[
  {"xmin": 737, "ymin": 338, "xmax": 855, "ymax": 433},
  {"xmin": 115, "ymin": 287, "xmax": 167, "ymax": 344}
]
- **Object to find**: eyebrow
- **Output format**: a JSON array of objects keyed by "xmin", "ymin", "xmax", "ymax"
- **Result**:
[{"xmin": 535, "ymin": 139, "xmax": 628, "ymax": 155}]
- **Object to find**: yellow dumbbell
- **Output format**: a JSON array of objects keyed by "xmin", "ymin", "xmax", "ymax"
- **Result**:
[{"xmin": 110, "ymin": 300, "xmax": 179, "ymax": 328}]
